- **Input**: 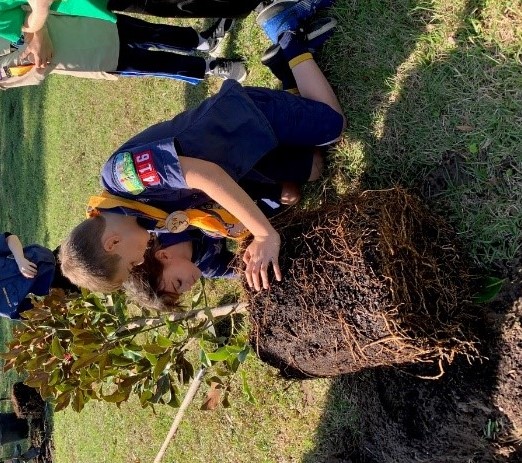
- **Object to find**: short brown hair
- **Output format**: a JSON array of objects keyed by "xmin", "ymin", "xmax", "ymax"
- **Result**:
[
  {"xmin": 59, "ymin": 216, "xmax": 122, "ymax": 292},
  {"xmin": 123, "ymin": 236, "xmax": 180, "ymax": 311}
]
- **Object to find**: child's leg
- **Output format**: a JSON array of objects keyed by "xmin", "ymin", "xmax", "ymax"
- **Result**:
[
  {"xmin": 115, "ymin": 45, "xmax": 207, "ymax": 84},
  {"xmin": 278, "ymin": 31, "xmax": 345, "ymax": 123},
  {"xmin": 115, "ymin": 13, "xmax": 200, "ymax": 50},
  {"xmin": 115, "ymin": 34, "xmax": 246, "ymax": 83},
  {"xmin": 262, "ymin": 16, "xmax": 338, "ymax": 93}
]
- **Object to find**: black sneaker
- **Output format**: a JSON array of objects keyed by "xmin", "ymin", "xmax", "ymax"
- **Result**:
[
  {"xmin": 208, "ymin": 58, "xmax": 247, "ymax": 82},
  {"xmin": 201, "ymin": 18, "xmax": 235, "ymax": 54}
]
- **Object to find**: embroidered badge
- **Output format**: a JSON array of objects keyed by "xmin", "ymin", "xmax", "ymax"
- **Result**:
[
  {"xmin": 112, "ymin": 152, "xmax": 145, "ymax": 195},
  {"xmin": 133, "ymin": 150, "xmax": 160, "ymax": 187}
]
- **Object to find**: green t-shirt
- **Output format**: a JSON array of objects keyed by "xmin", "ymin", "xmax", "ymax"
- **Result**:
[{"xmin": 0, "ymin": 0, "xmax": 116, "ymax": 42}]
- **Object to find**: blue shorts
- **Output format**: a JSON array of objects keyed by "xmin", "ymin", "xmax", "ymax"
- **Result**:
[{"xmin": 245, "ymin": 87, "xmax": 344, "ymax": 147}]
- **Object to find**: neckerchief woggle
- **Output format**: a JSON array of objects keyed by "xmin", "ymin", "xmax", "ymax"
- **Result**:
[{"xmin": 87, "ymin": 191, "xmax": 249, "ymax": 240}]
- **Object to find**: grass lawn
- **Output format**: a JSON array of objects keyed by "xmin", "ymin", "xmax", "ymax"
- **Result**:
[{"xmin": 1, "ymin": 1, "xmax": 521, "ymax": 461}]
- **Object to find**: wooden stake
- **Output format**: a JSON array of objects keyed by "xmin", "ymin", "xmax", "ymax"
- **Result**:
[{"xmin": 153, "ymin": 367, "xmax": 207, "ymax": 463}]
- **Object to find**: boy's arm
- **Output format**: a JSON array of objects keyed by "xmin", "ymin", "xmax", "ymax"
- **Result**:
[
  {"xmin": 178, "ymin": 156, "xmax": 282, "ymax": 291},
  {"xmin": 6, "ymin": 234, "xmax": 37, "ymax": 278}
]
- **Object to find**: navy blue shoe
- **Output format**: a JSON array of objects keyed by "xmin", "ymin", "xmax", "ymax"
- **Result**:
[
  {"xmin": 257, "ymin": 0, "xmax": 335, "ymax": 43},
  {"xmin": 261, "ymin": 17, "xmax": 337, "ymax": 63}
]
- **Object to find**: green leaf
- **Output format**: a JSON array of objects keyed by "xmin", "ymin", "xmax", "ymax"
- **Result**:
[
  {"xmin": 25, "ymin": 354, "xmax": 50, "ymax": 371},
  {"xmin": 24, "ymin": 372, "xmax": 49, "ymax": 389},
  {"xmin": 167, "ymin": 321, "xmax": 186, "ymax": 337},
  {"xmin": 143, "ymin": 344, "xmax": 168, "ymax": 355},
  {"xmin": 109, "ymin": 355, "xmax": 135, "ymax": 367},
  {"xmin": 152, "ymin": 375, "xmax": 170, "ymax": 403},
  {"xmin": 74, "ymin": 331, "xmax": 103, "ymax": 346},
  {"xmin": 119, "ymin": 375, "xmax": 143, "ymax": 388},
  {"xmin": 54, "ymin": 391, "xmax": 72, "ymax": 412},
  {"xmin": 191, "ymin": 287, "xmax": 204, "ymax": 308},
  {"xmin": 199, "ymin": 349, "xmax": 212, "ymax": 368},
  {"xmin": 473, "ymin": 277, "xmax": 505, "ymax": 303},
  {"xmin": 153, "ymin": 352, "xmax": 171, "ymax": 380},
  {"xmin": 166, "ymin": 383, "xmax": 181, "ymax": 408},
  {"xmin": 51, "ymin": 336, "xmax": 65, "ymax": 359},
  {"xmin": 156, "ymin": 334, "xmax": 173, "ymax": 349},
  {"xmin": 238, "ymin": 345, "xmax": 250, "ymax": 363},
  {"xmin": 70, "ymin": 352, "xmax": 100, "ymax": 372},
  {"xmin": 140, "ymin": 389, "xmax": 153, "ymax": 407},
  {"xmin": 102, "ymin": 387, "xmax": 132, "ymax": 404},
  {"xmin": 206, "ymin": 347, "xmax": 233, "ymax": 362},
  {"xmin": 241, "ymin": 371, "xmax": 256, "ymax": 405},
  {"xmin": 48, "ymin": 368, "xmax": 63, "ymax": 387},
  {"xmin": 71, "ymin": 390, "xmax": 86, "ymax": 412}
]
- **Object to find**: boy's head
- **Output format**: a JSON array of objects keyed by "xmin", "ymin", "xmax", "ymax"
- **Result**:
[
  {"xmin": 124, "ymin": 237, "xmax": 201, "ymax": 311},
  {"xmin": 60, "ymin": 213, "xmax": 150, "ymax": 292}
]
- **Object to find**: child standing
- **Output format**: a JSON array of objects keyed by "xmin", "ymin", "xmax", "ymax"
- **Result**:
[{"xmin": 0, "ymin": 13, "xmax": 244, "ymax": 89}]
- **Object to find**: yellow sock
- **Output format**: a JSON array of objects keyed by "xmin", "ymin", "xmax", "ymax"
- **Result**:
[{"xmin": 288, "ymin": 52, "xmax": 313, "ymax": 69}]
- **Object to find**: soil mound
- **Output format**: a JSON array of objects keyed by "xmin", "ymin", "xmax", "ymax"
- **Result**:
[
  {"xmin": 248, "ymin": 188, "xmax": 478, "ymax": 378},
  {"xmin": 12, "ymin": 382, "xmax": 46, "ymax": 419}
]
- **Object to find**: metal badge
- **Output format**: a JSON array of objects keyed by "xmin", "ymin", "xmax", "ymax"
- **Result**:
[{"xmin": 165, "ymin": 211, "xmax": 190, "ymax": 233}]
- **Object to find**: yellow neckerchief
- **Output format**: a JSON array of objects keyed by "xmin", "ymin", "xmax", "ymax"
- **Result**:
[
  {"xmin": 87, "ymin": 191, "xmax": 249, "ymax": 240},
  {"xmin": 1, "ymin": 64, "xmax": 33, "ymax": 79}
]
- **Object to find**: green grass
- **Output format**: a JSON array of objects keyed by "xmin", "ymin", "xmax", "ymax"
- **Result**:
[{"xmin": 1, "ymin": 1, "xmax": 521, "ymax": 461}]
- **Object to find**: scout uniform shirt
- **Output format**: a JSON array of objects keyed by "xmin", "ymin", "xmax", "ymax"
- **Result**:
[{"xmin": 101, "ymin": 80, "xmax": 280, "ymax": 213}]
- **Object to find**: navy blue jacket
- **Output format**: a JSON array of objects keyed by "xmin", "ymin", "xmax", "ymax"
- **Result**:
[{"xmin": 0, "ymin": 233, "xmax": 56, "ymax": 319}]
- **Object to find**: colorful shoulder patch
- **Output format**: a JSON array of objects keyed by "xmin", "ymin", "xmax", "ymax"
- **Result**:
[
  {"xmin": 132, "ymin": 150, "xmax": 160, "ymax": 187},
  {"xmin": 112, "ymin": 152, "xmax": 145, "ymax": 195}
]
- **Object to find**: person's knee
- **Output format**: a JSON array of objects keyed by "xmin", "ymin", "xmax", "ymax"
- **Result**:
[{"xmin": 308, "ymin": 150, "xmax": 324, "ymax": 181}]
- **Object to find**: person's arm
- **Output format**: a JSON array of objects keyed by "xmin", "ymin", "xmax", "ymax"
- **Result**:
[
  {"xmin": 6, "ymin": 234, "xmax": 37, "ymax": 278},
  {"xmin": 20, "ymin": 24, "xmax": 53, "ymax": 68},
  {"xmin": 179, "ymin": 156, "xmax": 282, "ymax": 291},
  {"xmin": 23, "ymin": 0, "xmax": 53, "ymax": 33}
]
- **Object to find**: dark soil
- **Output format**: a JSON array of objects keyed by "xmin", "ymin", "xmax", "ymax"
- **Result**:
[
  {"xmin": 247, "ymin": 186, "xmax": 521, "ymax": 462},
  {"xmin": 302, "ymin": 258, "xmax": 521, "ymax": 463},
  {"xmin": 9, "ymin": 384, "xmax": 52, "ymax": 463},
  {"xmin": 248, "ymin": 188, "xmax": 478, "ymax": 378},
  {"xmin": 12, "ymin": 383, "xmax": 45, "ymax": 420}
]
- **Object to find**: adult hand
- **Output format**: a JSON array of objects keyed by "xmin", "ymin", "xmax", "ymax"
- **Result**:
[
  {"xmin": 243, "ymin": 232, "xmax": 282, "ymax": 291},
  {"xmin": 16, "ymin": 257, "xmax": 37, "ymax": 278},
  {"xmin": 24, "ymin": 0, "xmax": 53, "ymax": 33},
  {"xmin": 21, "ymin": 27, "xmax": 53, "ymax": 68}
]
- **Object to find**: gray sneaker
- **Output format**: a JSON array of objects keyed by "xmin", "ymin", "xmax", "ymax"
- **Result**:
[
  {"xmin": 208, "ymin": 59, "xmax": 247, "ymax": 82},
  {"xmin": 201, "ymin": 18, "xmax": 235, "ymax": 54}
]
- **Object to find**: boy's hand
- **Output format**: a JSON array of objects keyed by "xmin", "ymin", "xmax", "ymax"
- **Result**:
[
  {"xmin": 21, "ymin": 27, "xmax": 53, "ymax": 67},
  {"xmin": 16, "ymin": 257, "xmax": 38, "ymax": 278},
  {"xmin": 243, "ymin": 233, "xmax": 282, "ymax": 291}
]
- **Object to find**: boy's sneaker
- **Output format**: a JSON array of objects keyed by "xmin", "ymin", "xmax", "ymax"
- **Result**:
[
  {"xmin": 208, "ymin": 58, "xmax": 247, "ymax": 82},
  {"xmin": 261, "ymin": 17, "xmax": 337, "ymax": 62},
  {"xmin": 257, "ymin": 0, "xmax": 335, "ymax": 43},
  {"xmin": 201, "ymin": 18, "xmax": 235, "ymax": 54}
]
